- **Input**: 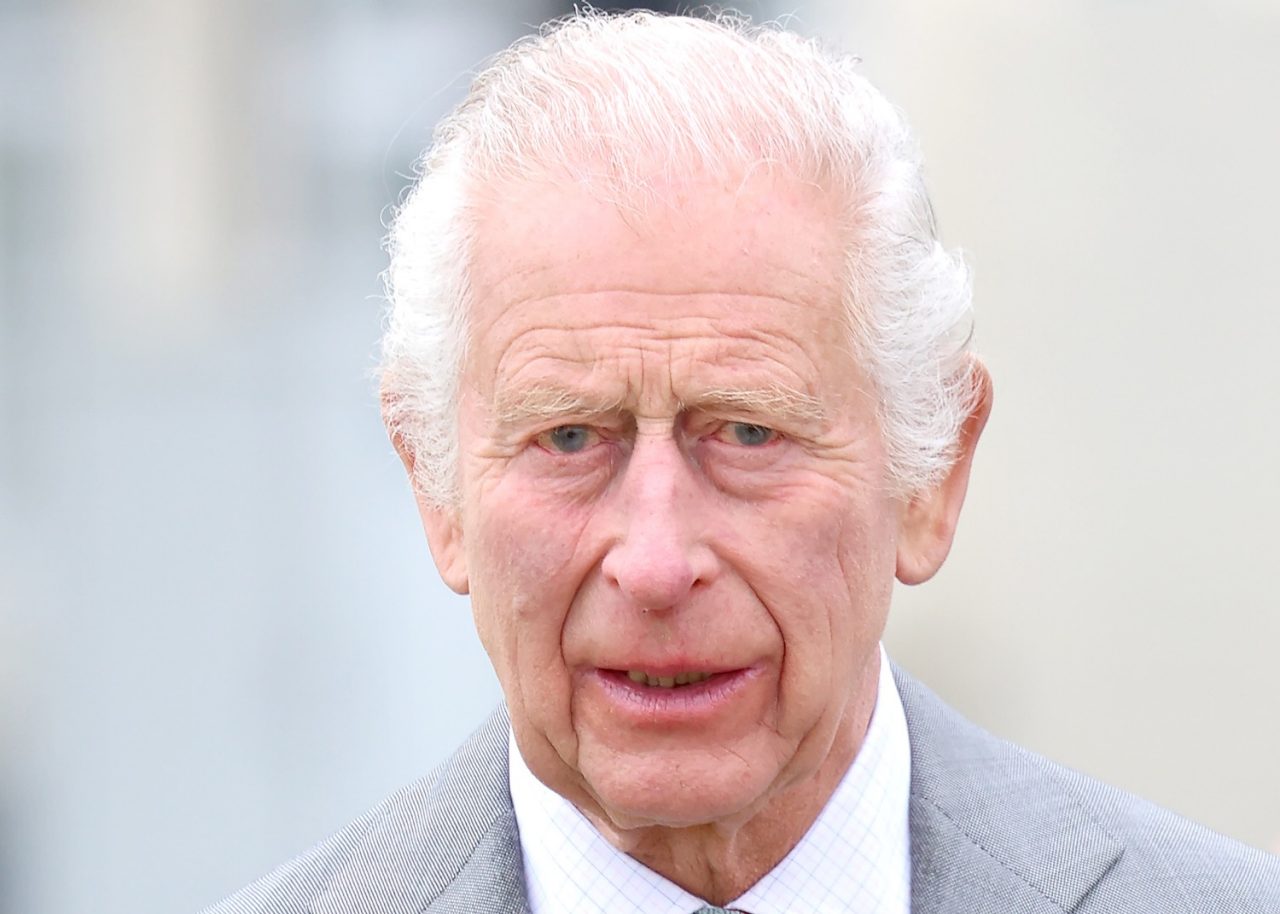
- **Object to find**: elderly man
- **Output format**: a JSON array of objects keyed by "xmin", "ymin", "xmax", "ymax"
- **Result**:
[{"xmin": 207, "ymin": 10, "xmax": 1278, "ymax": 914}]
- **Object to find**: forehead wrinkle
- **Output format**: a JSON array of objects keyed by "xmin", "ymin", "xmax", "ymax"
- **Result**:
[
  {"xmin": 483, "ymin": 305, "xmax": 830, "ymax": 386},
  {"xmin": 483, "ymin": 312, "xmax": 714, "ymax": 372},
  {"xmin": 474, "ymin": 287, "xmax": 835, "ymax": 329}
]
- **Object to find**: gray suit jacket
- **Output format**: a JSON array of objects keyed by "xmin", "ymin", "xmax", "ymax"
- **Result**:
[{"xmin": 204, "ymin": 667, "xmax": 1280, "ymax": 913}]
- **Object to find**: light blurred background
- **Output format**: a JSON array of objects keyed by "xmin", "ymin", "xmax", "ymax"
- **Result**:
[{"xmin": 1, "ymin": 1, "xmax": 1277, "ymax": 911}]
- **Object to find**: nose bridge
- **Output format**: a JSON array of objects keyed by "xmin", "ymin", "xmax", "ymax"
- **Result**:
[
  {"xmin": 625, "ymin": 430, "xmax": 685, "ymax": 514},
  {"xmin": 602, "ymin": 430, "xmax": 710, "ymax": 609}
]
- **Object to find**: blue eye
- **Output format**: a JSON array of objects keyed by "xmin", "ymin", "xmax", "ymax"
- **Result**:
[
  {"xmin": 545, "ymin": 425, "xmax": 592, "ymax": 453},
  {"xmin": 730, "ymin": 423, "xmax": 775, "ymax": 446}
]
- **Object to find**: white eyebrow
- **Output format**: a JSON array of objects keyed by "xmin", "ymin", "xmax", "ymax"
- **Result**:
[
  {"xmin": 690, "ymin": 384, "xmax": 826, "ymax": 424},
  {"xmin": 492, "ymin": 386, "xmax": 625, "ymax": 427},
  {"xmin": 492, "ymin": 382, "xmax": 825, "ymax": 427}
]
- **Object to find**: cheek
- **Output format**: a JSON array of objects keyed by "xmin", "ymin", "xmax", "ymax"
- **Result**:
[
  {"xmin": 806, "ymin": 502, "xmax": 899, "ymax": 654},
  {"xmin": 465, "ymin": 483, "xmax": 598, "ymax": 675},
  {"xmin": 739, "ymin": 490, "xmax": 896, "ymax": 618},
  {"xmin": 722, "ymin": 488, "xmax": 898, "ymax": 723}
]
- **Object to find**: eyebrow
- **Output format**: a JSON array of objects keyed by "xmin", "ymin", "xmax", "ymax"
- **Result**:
[
  {"xmin": 692, "ymin": 384, "xmax": 826, "ymax": 424},
  {"xmin": 491, "ymin": 382, "xmax": 825, "ymax": 427},
  {"xmin": 492, "ymin": 386, "xmax": 625, "ymax": 427}
]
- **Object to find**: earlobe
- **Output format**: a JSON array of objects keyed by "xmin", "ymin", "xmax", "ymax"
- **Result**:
[
  {"xmin": 420, "ymin": 502, "xmax": 470, "ymax": 595},
  {"xmin": 383, "ymin": 389, "xmax": 470, "ymax": 595},
  {"xmin": 895, "ymin": 360, "xmax": 993, "ymax": 585}
]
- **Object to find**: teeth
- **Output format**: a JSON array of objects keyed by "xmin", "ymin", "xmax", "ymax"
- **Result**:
[{"xmin": 625, "ymin": 670, "xmax": 713, "ymax": 688}]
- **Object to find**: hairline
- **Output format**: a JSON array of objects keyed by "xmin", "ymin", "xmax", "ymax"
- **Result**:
[{"xmin": 382, "ymin": 9, "xmax": 978, "ymax": 508}]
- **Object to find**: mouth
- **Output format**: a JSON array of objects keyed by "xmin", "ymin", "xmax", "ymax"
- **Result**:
[
  {"xmin": 623, "ymin": 670, "xmax": 715, "ymax": 688},
  {"xmin": 586, "ymin": 665, "xmax": 758, "ymax": 725}
]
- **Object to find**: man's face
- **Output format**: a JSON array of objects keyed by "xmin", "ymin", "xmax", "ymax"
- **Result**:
[{"xmin": 432, "ymin": 171, "xmax": 914, "ymax": 836}]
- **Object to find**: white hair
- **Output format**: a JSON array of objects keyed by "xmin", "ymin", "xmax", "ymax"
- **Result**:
[{"xmin": 382, "ymin": 9, "xmax": 979, "ymax": 507}]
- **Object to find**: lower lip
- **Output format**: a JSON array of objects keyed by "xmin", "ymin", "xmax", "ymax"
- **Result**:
[{"xmin": 586, "ymin": 668, "xmax": 759, "ymax": 725}]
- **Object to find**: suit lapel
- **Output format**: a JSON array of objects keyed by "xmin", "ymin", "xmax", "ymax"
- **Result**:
[
  {"xmin": 908, "ymin": 794, "xmax": 1116, "ymax": 914},
  {"xmin": 895, "ymin": 666, "xmax": 1123, "ymax": 914},
  {"xmin": 421, "ymin": 807, "xmax": 529, "ymax": 914},
  {"xmin": 313, "ymin": 707, "xmax": 530, "ymax": 914}
]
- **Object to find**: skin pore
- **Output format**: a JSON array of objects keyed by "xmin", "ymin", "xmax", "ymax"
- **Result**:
[{"xmin": 398, "ymin": 167, "xmax": 990, "ymax": 904}]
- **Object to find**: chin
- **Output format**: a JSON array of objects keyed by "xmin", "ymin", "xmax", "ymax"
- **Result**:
[{"xmin": 582, "ymin": 754, "xmax": 775, "ymax": 833}]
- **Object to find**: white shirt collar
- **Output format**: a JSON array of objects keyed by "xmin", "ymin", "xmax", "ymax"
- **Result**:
[{"xmin": 509, "ymin": 646, "xmax": 912, "ymax": 914}]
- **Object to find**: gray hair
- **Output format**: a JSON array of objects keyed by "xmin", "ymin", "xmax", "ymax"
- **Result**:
[{"xmin": 382, "ymin": 9, "xmax": 979, "ymax": 507}]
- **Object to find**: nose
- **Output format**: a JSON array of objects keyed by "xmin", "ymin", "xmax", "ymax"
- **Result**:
[{"xmin": 600, "ymin": 434, "xmax": 717, "ymax": 611}]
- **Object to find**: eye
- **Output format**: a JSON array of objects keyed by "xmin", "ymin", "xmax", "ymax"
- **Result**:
[
  {"xmin": 538, "ymin": 424, "xmax": 597, "ymax": 454},
  {"xmin": 723, "ymin": 422, "xmax": 776, "ymax": 447}
]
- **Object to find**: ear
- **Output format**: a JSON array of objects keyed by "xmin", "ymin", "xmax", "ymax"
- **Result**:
[
  {"xmin": 384, "ymin": 392, "xmax": 470, "ymax": 595},
  {"xmin": 895, "ymin": 359, "xmax": 993, "ymax": 585},
  {"xmin": 417, "ymin": 497, "xmax": 470, "ymax": 595}
]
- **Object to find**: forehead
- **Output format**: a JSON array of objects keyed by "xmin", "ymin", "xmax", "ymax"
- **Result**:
[
  {"xmin": 468, "ymin": 170, "xmax": 845, "ymax": 309},
  {"xmin": 462, "ymin": 170, "xmax": 855, "ymax": 406}
]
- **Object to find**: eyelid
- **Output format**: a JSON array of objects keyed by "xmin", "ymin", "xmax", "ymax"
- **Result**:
[{"xmin": 709, "ymin": 420, "xmax": 780, "ymax": 446}]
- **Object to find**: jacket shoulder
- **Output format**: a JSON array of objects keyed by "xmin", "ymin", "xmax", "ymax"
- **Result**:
[
  {"xmin": 198, "ymin": 798, "xmax": 394, "ymax": 914},
  {"xmin": 1055, "ymin": 756, "xmax": 1280, "ymax": 911},
  {"xmin": 893, "ymin": 665, "xmax": 1280, "ymax": 914},
  {"xmin": 199, "ymin": 708, "xmax": 514, "ymax": 914}
]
